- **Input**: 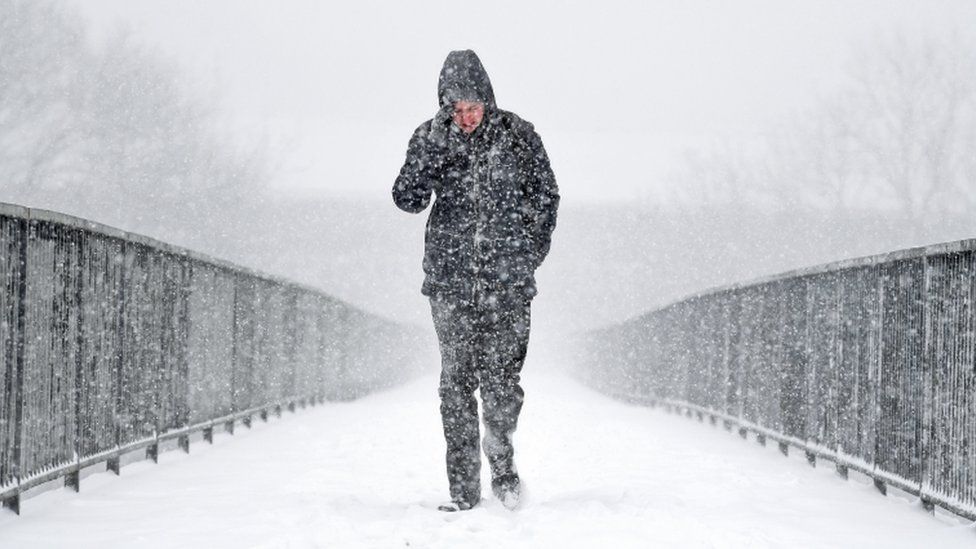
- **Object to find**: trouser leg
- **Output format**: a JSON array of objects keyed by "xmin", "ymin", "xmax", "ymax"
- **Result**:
[
  {"xmin": 478, "ymin": 298, "xmax": 531, "ymax": 481},
  {"xmin": 431, "ymin": 297, "xmax": 481, "ymax": 504}
]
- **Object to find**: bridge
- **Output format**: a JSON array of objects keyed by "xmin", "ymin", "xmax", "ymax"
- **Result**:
[{"xmin": 0, "ymin": 203, "xmax": 974, "ymax": 547}]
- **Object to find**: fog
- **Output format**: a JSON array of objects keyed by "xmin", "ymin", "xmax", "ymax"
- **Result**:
[
  {"xmin": 63, "ymin": 0, "xmax": 976, "ymax": 200},
  {"xmin": 5, "ymin": 0, "xmax": 976, "ymax": 358}
]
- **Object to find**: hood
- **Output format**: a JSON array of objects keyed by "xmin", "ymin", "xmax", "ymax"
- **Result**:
[{"xmin": 438, "ymin": 50, "xmax": 496, "ymax": 110}]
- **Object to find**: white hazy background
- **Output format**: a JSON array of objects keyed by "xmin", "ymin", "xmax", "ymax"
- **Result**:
[
  {"xmin": 7, "ymin": 0, "xmax": 976, "ymax": 358},
  {"xmin": 64, "ymin": 0, "xmax": 975, "ymax": 201}
]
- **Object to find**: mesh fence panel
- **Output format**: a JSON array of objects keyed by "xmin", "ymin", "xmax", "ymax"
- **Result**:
[
  {"xmin": 0, "ymin": 205, "xmax": 432, "ymax": 496},
  {"xmin": 574, "ymin": 242, "xmax": 976, "ymax": 519}
]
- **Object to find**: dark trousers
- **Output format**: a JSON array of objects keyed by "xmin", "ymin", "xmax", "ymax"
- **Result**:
[{"xmin": 430, "ymin": 293, "xmax": 531, "ymax": 503}]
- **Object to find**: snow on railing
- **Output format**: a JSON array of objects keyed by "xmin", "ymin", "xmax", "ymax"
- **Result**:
[
  {"xmin": 0, "ymin": 202, "xmax": 432, "ymax": 514},
  {"xmin": 573, "ymin": 237, "xmax": 976, "ymax": 523}
]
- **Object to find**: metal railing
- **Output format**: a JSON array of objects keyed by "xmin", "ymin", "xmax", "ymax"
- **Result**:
[
  {"xmin": 573, "ymin": 237, "xmax": 976, "ymax": 522},
  {"xmin": 0, "ymin": 202, "xmax": 432, "ymax": 514}
]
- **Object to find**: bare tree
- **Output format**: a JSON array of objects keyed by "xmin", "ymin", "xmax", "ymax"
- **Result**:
[
  {"xmin": 0, "ymin": 0, "xmax": 270, "ymax": 251},
  {"xmin": 842, "ymin": 34, "xmax": 976, "ymax": 218},
  {"xmin": 670, "ymin": 33, "xmax": 976, "ymax": 220},
  {"xmin": 0, "ymin": 0, "xmax": 87, "ymax": 200}
]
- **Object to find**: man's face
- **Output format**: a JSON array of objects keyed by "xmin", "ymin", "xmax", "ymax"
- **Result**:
[{"xmin": 452, "ymin": 101, "xmax": 485, "ymax": 134}]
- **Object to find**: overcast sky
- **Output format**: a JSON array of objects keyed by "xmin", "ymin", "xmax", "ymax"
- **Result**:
[{"xmin": 65, "ymin": 0, "xmax": 976, "ymax": 202}]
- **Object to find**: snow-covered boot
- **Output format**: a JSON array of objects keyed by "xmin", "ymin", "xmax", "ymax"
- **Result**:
[
  {"xmin": 491, "ymin": 473, "xmax": 521, "ymax": 510},
  {"xmin": 437, "ymin": 496, "xmax": 480, "ymax": 512}
]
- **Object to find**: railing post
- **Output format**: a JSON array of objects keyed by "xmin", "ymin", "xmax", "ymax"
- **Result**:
[
  {"xmin": 3, "ymin": 218, "xmax": 30, "ymax": 515},
  {"xmin": 112, "ymin": 240, "xmax": 127, "ymax": 477},
  {"xmin": 178, "ymin": 258, "xmax": 192, "ymax": 454},
  {"xmin": 107, "ymin": 456, "xmax": 120, "ymax": 475},
  {"xmin": 1, "ymin": 494, "xmax": 19, "ymax": 515},
  {"xmin": 71, "ymin": 229, "xmax": 85, "ymax": 493},
  {"xmin": 229, "ymin": 275, "xmax": 239, "ymax": 439},
  {"xmin": 147, "ymin": 428, "xmax": 159, "ymax": 463},
  {"xmin": 778, "ymin": 442, "xmax": 789, "ymax": 456},
  {"xmin": 919, "ymin": 255, "xmax": 936, "ymax": 514},
  {"xmin": 920, "ymin": 496, "xmax": 935, "ymax": 514},
  {"xmin": 64, "ymin": 470, "xmax": 80, "ymax": 492},
  {"xmin": 835, "ymin": 463, "xmax": 849, "ymax": 480}
]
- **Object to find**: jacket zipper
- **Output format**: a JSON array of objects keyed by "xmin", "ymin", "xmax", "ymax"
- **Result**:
[{"xmin": 472, "ymin": 149, "xmax": 482, "ymax": 304}]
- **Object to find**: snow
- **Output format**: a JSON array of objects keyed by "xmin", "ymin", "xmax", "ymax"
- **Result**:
[{"xmin": 0, "ymin": 369, "xmax": 972, "ymax": 548}]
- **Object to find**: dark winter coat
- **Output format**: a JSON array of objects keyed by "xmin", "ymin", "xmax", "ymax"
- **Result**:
[{"xmin": 393, "ymin": 50, "xmax": 559, "ymax": 303}]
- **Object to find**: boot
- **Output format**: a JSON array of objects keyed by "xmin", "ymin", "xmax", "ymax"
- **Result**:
[
  {"xmin": 491, "ymin": 473, "xmax": 520, "ymax": 510},
  {"xmin": 437, "ymin": 495, "xmax": 481, "ymax": 512}
]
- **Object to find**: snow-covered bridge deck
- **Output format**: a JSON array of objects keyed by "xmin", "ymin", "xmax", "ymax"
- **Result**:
[{"xmin": 0, "ymin": 368, "xmax": 971, "ymax": 549}]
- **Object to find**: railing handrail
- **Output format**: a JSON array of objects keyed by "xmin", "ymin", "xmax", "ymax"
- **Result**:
[
  {"xmin": 0, "ymin": 202, "xmax": 345, "ymax": 308},
  {"xmin": 626, "ymin": 235, "xmax": 976, "ymax": 325}
]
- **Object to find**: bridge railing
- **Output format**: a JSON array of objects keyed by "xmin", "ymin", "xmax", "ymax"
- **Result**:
[
  {"xmin": 573, "ymin": 237, "xmax": 976, "ymax": 522},
  {"xmin": 0, "ymin": 203, "xmax": 432, "ymax": 513}
]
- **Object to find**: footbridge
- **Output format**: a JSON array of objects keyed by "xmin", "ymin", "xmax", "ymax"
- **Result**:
[{"xmin": 0, "ymin": 203, "xmax": 973, "ymax": 548}]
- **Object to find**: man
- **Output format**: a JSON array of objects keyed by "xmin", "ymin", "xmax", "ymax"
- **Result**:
[{"xmin": 392, "ymin": 50, "xmax": 559, "ymax": 512}]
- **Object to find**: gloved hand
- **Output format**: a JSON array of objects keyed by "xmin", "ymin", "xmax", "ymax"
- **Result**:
[{"xmin": 427, "ymin": 104, "xmax": 454, "ymax": 149}]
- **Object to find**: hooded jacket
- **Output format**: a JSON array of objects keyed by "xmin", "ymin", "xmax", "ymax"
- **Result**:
[{"xmin": 393, "ymin": 50, "xmax": 559, "ymax": 303}]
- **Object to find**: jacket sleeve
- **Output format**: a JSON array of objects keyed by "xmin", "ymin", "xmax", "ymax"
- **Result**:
[
  {"xmin": 392, "ymin": 122, "xmax": 439, "ymax": 214},
  {"xmin": 518, "ymin": 123, "xmax": 560, "ymax": 267}
]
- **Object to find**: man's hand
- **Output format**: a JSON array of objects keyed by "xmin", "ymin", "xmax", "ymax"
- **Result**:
[
  {"xmin": 394, "ymin": 117, "xmax": 444, "ymax": 213},
  {"xmin": 428, "ymin": 104, "xmax": 454, "ymax": 149}
]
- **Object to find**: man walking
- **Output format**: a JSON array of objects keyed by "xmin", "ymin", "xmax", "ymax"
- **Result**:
[{"xmin": 392, "ymin": 50, "xmax": 559, "ymax": 511}]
